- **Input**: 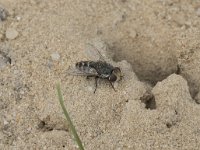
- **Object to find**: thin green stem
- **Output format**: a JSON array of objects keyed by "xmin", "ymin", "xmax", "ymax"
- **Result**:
[{"xmin": 56, "ymin": 84, "xmax": 84, "ymax": 150}]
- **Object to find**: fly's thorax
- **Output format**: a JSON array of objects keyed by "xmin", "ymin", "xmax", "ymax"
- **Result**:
[{"xmin": 94, "ymin": 61, "xmax": 114, "ymax": 77}]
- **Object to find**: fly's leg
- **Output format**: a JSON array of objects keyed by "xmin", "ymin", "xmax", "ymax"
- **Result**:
[
  {"xmin": 94, "ymin": 76, "xmax": 99, "ymax": 93},
  {"xmin": 109, "ymin": 81, "xmax": 116, "ymax": 92}
]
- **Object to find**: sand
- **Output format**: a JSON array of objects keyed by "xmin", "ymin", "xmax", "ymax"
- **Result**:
[{"xmin": 1, "ymin": 0, "xmax": 200, "ymax": 149}]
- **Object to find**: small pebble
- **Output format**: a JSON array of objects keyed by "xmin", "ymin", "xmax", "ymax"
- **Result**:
[
  {"xmin": 6, "ymin": 28, "xmax": 19, "ymax": 40},
  {"xmin": 51, "ymin": 52, "xmax": 60, "ymax": 61},
  {"xmin": 196, "ymin": 8, "xmax": 200, "ymax": 17},
  {"xmin": 16, "ymin": 16, "xmax": 21, "ymax": 21}
]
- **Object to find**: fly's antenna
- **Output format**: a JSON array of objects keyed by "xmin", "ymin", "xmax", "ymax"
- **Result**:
[{"xmin": 86, "ymin": 42, "xmax": 106, "ymax": 61}]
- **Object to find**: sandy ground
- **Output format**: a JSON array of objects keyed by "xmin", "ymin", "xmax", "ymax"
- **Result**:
[{"xmin": 1, "ymin": 0, "xmax": 200, "ymax": 149}]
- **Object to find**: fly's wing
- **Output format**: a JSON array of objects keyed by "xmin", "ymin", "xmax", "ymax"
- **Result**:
[
  {"xmin": 84, "ymin": 42, "xmax": 107, "ymax": 61},
  {"xmin": 66, "ymin": 66, "xmax": 98, "ymax": 76}
]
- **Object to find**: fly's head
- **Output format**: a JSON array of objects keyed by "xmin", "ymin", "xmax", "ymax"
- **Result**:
[{"xmin": 108, "ymin": 67, "xmax": 123, "ymax": 82}]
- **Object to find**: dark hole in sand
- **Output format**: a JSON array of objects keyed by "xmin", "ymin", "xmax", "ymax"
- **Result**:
[
  {"xmin": 140, "ymin": 91, "xmax": 156, "ymax": 110},
  {"xmin": 109, "ymin": 39, "xmax": 178, "ymax": 85},
  {"xmin": 38, "ymin": 120, "xmax": 53, "ymax": 131}
]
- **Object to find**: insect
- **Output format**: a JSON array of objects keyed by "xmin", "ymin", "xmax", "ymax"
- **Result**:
[{"xmin": 67, "ymin": 43, "xmax": 123, "ymax": 93}]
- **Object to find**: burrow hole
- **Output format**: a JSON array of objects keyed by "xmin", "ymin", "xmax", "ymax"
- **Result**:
[
  {"xmin": 109, "ymin": 42, "xmax": 197, "ymax": 103},
  {"xmin": 140, "ymin": 91, "xmax": 156, "ymax": 110}
]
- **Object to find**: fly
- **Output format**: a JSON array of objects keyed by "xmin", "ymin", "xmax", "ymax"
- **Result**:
[{"xmin": 67, "ymin": 43, "xmax": 123, "ymax": 93}]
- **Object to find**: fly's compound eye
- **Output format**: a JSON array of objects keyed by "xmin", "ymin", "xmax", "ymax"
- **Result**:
[
  {"xmin": 112, "ymin": 67, "xmax": 123, "ymax": 81},
  {"xmin": 109, "ymin": 74, "xmax": 117, "ymax": 82}
]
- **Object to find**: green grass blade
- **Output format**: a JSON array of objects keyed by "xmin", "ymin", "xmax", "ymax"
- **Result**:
[{"xmin": 56, "ymin": 84, "xmax": 84, "ymax": 150}]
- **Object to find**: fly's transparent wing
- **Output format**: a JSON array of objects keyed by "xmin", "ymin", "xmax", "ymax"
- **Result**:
[
  {"xmin": 66, "ymin": 66, "xmax": 98, "ymax": 76},
  {"xmin": 84, "ymin": 40, "xmax": 108, "ymax": 61},
  {"xmin": 85, "ymin": 43, "xmax": 105, "ymax": 61}
]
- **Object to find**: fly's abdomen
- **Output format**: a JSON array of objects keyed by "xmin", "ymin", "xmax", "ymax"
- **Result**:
[
  {"xmin": 75, "ymin": 61, "xmax": 97, "ymax": 75},
  {"xmin": 76, "ymin": 61, "xmax": 90, "ymax": 71}
]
